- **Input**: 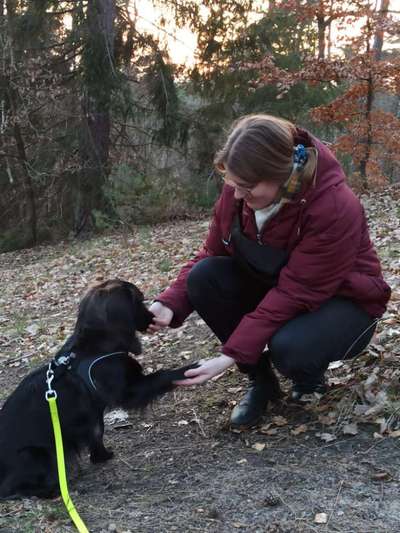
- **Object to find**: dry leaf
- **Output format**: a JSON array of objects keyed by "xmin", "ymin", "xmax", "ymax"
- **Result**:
[
  {"xmin": 318, "ymin": 414, "xmax": 336, "ymax": 426},
  {"xmin": 353, "ymin": 404, "xmax": 370, "ymax": 416},
  {"xmin": 104, "ymin": 409, "xmax": 129, "ymax": 426},
  {"xmin": 272, "ymin": 415, "xmax": 288, "ymax": 426},
  {"xmin": 328, "ymin": 360, "xmax": 343, "ymax": 369},
  {"xmin": 252, "ymin": 442, "xmax": 266, "ymax": 452},
  {"xmin": 316, "ymin": 432, "xmax": 336, "ymax": 442},
  {"xmin": 291, "ymin": 424, "xmax": 308, "ymax": 435},
  {"xmin": 26, "ymin": 323, "xmax": 39, "ymax": 335},
  {"xmin": 342, "ymin": 423, "xmax": 358, "ymax": 436},
  {"xmin": 259, "ymin": 423, "xmax": 272, "ymax": 434},
  {"xmin": 227, "ymin": 386, "xmax": 243, "ymax": 394},
  {"xmin": 211, "ymin": 372, "xmax": 225, "ymax": 381},
  {"xmin": 371, "ymin": 471, "xmax": 391, "ymax": 481},
  {"xmin": 314, "ymin": 513, "xmax": 328, "ymax": 524}
]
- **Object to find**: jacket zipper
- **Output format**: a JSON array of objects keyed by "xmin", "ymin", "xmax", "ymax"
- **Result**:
[{"xmin": 297, "ymin": 198, "xmax": 307, "ymax": 236}]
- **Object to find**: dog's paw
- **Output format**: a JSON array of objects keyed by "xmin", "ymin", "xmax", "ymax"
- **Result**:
[
  {"xmin": 171, "ymin": 362, "xmax": 201, "ymax": 382},
  {"xmin": 90, "ymin": 448, "xmax": 114, "ymax": 464}
]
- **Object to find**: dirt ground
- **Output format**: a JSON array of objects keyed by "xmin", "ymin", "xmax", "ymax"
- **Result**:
[{"xmin": 1, "ymin": 196, "xmax": 399, "ymax": 532}]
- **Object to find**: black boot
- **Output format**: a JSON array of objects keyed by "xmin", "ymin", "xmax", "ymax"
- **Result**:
[
  {"xmin": 291, "ymin": 376, "xmax": 327, "ymax": 402},
  {"xmin": 230, "ymin": 358, "xmax": 282, "ymax": 429}
]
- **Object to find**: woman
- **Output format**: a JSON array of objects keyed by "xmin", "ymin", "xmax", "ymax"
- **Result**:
[{"xmin": 148, "ymin": 114, "xmax": 391, "ymax": 429}]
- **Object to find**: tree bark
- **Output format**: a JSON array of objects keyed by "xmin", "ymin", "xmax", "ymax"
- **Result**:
[
  {"xmin": 359, "ymin": 74, "xmax": 373, "ymax": 188},
  {"xmin": 3, "ymin": 0, "xmax": 37, "ymax": 244},
  {"xmin": 77, "ymin": 0, "xmax": 116, "ymax": 233},
  {"xmin": 373, "ymin": 0, "xmax": 390, "ymax": 61},
  {"xmin": 317, "ymin": 14, "xmax": 326, "ymax": 59}
]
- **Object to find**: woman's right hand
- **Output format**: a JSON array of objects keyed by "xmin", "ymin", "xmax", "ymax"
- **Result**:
[{"xmin": 147, "ymin": 302, "xmax": 174, "ymax": 333}]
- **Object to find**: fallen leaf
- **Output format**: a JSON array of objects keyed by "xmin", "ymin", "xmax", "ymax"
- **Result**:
[
  {"xmin": 353, "ymin": 404, "xmax": 370, "ymax": 416},
  {"xmin": 227, "ymin": 386, "xmax": 243, "ymax": 394},
  {"xmin": 318, "ymin": 414, "xmax": 336, "ymax": 426},
  {"xmin": 342, "ymin": 423, "xmax": 358, "ymax": 436},
  {"xmin": 291, "ymin": 424, "xmax": 308, "ymax": 435},
  {"xmin": 26, "ymin": 323, "xmax": 39, "ymax": 335},
  {"xmin": 314, "ymin": 513, "xmax": 328, "ymax": 524},
  {"xmin": 328, "ymin": 360, "xmax": 344, "ymax": 369},
  {"xmin": 252, "ymin": 442, "xmax": 266, "ymax": 452},
  {"xmin": 272, "ymin": 415, "xmax": 288, "ymax": 426},
  {"xmin": 104, "ymin": 409, "xmax": 129, "ymax": 425},
  {"xmin": 316, "ymin": 432, "xmax": 336, "ymax": 442},
  {"xmin": 371, "ymin": 471, "xmax": 391, "ymax": 481}
]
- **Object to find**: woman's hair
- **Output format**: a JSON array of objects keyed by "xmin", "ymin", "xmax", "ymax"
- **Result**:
[{"xmin": 214, "ymin": 114, "xmax": 316, "ymax": 184}]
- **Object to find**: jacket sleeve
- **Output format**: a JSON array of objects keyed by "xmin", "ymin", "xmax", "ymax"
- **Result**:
[
  {"xmin": 222, "ymin": 186, "xmax": 364, "ymax": 364},
  {"xmin": 156, "ymin": 194, "xmax": 228, "ymax": 327}
]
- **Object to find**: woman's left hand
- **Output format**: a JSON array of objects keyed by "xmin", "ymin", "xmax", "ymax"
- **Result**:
[{"xmin": 174, "ymin": 354, "xmax": 235, "ymax": 386}]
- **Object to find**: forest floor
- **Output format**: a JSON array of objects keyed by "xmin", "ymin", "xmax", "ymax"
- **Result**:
[{"xmin": 0, "ymin": 187, "xmax": 400, "ymax": 533}]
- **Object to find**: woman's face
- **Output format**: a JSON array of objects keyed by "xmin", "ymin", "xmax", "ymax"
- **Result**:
[{"xmin": 223, "ymin": 171, "xmax": 281, "ymax": 210}]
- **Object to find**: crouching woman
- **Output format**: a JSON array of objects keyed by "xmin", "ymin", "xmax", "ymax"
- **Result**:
[{"xmin": 148, "ymin": 114, "xmax": 391, "ymax": 428}]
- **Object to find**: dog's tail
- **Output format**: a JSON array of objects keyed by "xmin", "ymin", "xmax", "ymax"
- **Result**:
[{"xmin": 126, "ymin": 363, "xmax": 199, "ymax": 408}]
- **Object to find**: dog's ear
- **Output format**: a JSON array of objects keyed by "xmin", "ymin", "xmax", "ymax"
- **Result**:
[
  {"xmin": 74, "ymin": 282, "xmax": 145, "ymax": 354},
  {"xmin": 72, "ymin": 290, "xmax": 110, "ymax": 351},
  {"xmin": 72, "ymin": 280, "xmax": 152, "ymax": 354},
  {"xmin": 123, "ymin": 282, "xmax": 154, "ymax": 333}
]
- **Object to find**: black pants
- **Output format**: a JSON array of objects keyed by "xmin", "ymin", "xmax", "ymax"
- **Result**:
[{"xmin": 187, "ymin": 257, "xmax": 377, "ymax": 387}]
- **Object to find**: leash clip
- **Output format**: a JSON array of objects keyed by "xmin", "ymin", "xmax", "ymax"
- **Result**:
[
  {"xmin": 54, "ymin": 351, "xmax": 75, "ymax": 367},
  {"xmin": 45, "ymin": 362, "xmax": 57, "ymax": 401}
]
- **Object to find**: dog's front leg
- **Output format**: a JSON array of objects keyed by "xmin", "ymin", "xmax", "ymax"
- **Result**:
[{"xmin": 89, "ymin": 417, "xmax": 114, "ymax": 464}]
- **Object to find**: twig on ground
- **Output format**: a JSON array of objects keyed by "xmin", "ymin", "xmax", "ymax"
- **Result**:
[
  {"xmin": 325, "ymin": 480, "xmax": 344, "ymax": 529},
  {"xmin": 191, "ymin": 408, "xmax": 208, "ymax": 438},
  {"xmin": 1, "ymin": 351, "xmax": 38, "ymax": 366}
]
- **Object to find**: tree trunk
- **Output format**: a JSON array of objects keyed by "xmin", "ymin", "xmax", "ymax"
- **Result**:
[
  {"xmin": 358, "ymin": 13, "xmax": 378, "ymax": 188},
  {"xmin": 373, "ymin": 0, "xmax": 390, "ymax": 61},
  {"xmin": 13, "ymin": 121, "xmax": 38, "ymax": 244},
  {"xmin": 3, "ymin": 0, "xmax": 37, "ymax": 244},
  {"xmin": 359, "ymin": 75, "xmax": 374, "ymax": 188},
  {"xmin": 76, "ymin": 0, "xmax": 116, "ymax": 234},
  {"xmin": 317, "ymin": 15, "xmax": 326, "ymax": 59}
]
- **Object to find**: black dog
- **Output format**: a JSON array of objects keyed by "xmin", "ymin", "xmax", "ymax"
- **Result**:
[{"xmin": 0, "ymin": 279, "xmax": 195, "ymax": 499}]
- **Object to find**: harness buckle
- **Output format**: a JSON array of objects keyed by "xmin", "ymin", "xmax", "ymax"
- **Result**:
[
  {"xmin": 54, "ymin": 352, "xmax": 75, "ymax": 367},
  {"xmin": 45, "ymin": 362, "xmax": 58, "ymax": 401}
]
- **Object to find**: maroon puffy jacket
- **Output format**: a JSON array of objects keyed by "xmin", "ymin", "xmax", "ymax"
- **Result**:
[{"xmin": 157, "ymin": 129, "xmax": 391, "ymax": 364}]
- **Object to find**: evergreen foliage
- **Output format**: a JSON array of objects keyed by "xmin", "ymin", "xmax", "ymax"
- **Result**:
[{"xmin": 0, "ymin": 0, "xmax": 397, "ymax": 252}]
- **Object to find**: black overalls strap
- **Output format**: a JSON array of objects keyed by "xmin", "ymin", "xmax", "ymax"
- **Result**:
[{"xmin": 230, "ymin": 200, "xmax": 289, "ymax": 289}]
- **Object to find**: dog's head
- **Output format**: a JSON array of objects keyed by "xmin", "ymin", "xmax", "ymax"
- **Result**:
[{"xmin": 73, "ymin": 279, "xmax": 153, "ymax": 355}]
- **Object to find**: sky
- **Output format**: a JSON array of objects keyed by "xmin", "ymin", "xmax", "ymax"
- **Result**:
[
  {"xmin": 132, "ymin": 0, "xmax": 399, "ymax": 66},
  {"xmin": 132, "ymin": 0, "xmax": 198, "ymax": 66}
]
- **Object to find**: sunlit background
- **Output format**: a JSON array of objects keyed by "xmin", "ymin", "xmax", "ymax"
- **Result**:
[{"xmin": 131, "ymin": 0, "xmax": 198, "ymax": 66}]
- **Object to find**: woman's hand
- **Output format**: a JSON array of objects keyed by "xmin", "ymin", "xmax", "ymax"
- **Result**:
[
  {"xmin": 147, "ymin": 302, "xmax": 174, "ymax": 333},
  {"xmin": 174, "ymin": 354, "xmax": 235, "ymax": 386}
]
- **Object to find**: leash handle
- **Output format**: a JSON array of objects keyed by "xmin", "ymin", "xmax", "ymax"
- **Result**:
[{"xmin": 47, "ymin": 396, "xmax": 90, "ymax": 533}]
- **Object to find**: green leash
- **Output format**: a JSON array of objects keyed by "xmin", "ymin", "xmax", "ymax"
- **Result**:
[{"xmin": 46, "ymin": 364, "xmax": 90, "ymax": 533}]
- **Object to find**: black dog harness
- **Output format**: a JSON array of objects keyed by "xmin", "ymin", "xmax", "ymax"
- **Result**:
[{"xmin": 51, "ymin": 351, "xmax": 126, "ymax": 397}]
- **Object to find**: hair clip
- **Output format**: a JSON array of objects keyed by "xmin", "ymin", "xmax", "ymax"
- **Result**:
[{"xmin": 293, "ymin": 144, "xmax": 308, "ymax": 169}]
